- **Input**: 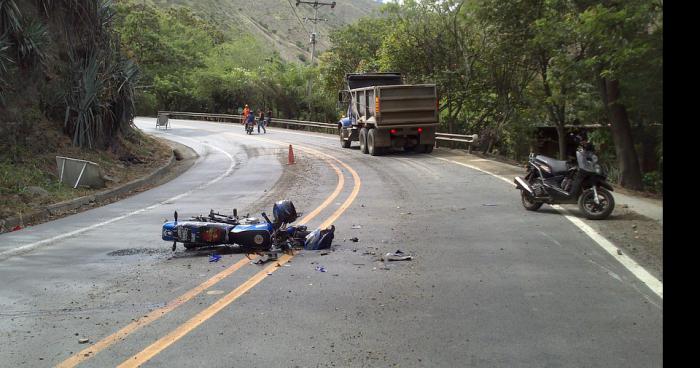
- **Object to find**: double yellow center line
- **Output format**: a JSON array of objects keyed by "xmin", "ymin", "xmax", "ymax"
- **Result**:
[{"xmin": 57, "ymin": 136, "xmax": 361, "ymax": 368}]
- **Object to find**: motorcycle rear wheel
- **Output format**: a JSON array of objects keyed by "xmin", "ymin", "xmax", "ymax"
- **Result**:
[
  {"xmin": 578, "ymin": 187, "xmax": 615, "ymax": 220},
  {"xmin": 521, "ymin": 190, "xmax": 543, "ymax": 211}
]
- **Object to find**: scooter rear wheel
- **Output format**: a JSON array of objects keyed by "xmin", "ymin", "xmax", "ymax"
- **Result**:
[{"xmin": 521, "ymin": 190, "xmax": 543, "ymax": 211}]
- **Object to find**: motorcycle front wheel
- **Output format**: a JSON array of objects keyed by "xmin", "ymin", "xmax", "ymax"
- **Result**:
[{"xmin": 578, "ymin": 187, "xmax": 615, "ymax": 220}]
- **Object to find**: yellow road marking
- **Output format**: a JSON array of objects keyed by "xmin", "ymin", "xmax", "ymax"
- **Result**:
[
  {"xmin": 56, "ymin": 257, "xmax": 251, "ymax": 368},
  {"xmin": 117, "ymin": 144, "xmax": 362, "ymax": 367},
  {"xmin": 56, "ymin": 140, "xmax": 346, "ymax": 368},
  {"xmin": 116, "ymin": 254, "xmax": 293, "ymax": 368}
]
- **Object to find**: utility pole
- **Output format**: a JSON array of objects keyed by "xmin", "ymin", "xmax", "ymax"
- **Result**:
[
  {"xmin": 295, "ymin": 1, "xmax": 336, "ymax": 116},
  {"xmin": 295, "ymin": 1, "xmax": 336, "ymax": 66}
]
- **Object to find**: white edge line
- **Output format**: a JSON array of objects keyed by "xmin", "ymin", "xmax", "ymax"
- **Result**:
[
  {"xmin": 143, "ymin": 118, "xmax": 664, "ymax": 299},
  {"xmin": 434, "ymin": 156, "xmax": 663, "ymax": 299},
  {"xmin": 0, "ymin": 136, "xmax": 235, "ymax": 261}
]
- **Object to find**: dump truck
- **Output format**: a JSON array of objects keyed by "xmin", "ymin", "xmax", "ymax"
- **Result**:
[{"xmin": 337, "ymin": 73, "xmax": 438, "ymax": 155}]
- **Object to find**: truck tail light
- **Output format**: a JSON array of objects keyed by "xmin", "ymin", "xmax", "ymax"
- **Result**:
[
  {"xmin": 417, "ymin": 127, "xmax": 423, "ymax": 133},
  {"xmin": 375, "ymin": 96, "xmax": 380, "ymax": 114},
  {"xmin": 390, "ymin": 129, "xmax": 397, "ymax": 134}
]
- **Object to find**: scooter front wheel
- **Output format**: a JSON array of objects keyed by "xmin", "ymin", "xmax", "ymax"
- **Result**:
[{"xmin": 578, "ymin": 187, "xmax": 615, "ymax": 220}]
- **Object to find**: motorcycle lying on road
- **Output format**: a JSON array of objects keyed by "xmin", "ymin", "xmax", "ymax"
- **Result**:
[
  {"xmin": 161, "ymin": 200, "xmax": 335, "ymax": 257},
  {"xmin": 514, "ymin": 135, "xmax": 615, "ymax": 220}
]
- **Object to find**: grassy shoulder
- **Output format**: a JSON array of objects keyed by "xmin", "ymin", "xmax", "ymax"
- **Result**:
[{"xmin": 1, "ymin": 121, "xmax": 172, "ymax": 223}]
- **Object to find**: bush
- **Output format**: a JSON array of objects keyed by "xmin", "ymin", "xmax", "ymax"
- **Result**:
[{"xmin": 642, "ymin": 171, "xmax": 663, "ymax": 193}]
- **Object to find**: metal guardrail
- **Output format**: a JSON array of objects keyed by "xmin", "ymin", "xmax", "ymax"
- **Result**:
[{"xmin": 157, "ymin": 110, "xmax": 478, "ymax": 148}]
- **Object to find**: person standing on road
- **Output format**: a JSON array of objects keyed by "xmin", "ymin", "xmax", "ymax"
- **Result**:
[
  {"xmin": 257, "ymin": 109, "xmax": 266, "ymax": 134},
  {"xmin": 266, "ymin": 108, "xmax": 272, "ymax": 128},
  {"xmin": 242, "ymin": 104, "xmax": 250, "ymax": 124}
]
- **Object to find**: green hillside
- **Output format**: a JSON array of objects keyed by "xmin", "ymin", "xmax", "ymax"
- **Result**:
[{"xmin": 142, "ymin": 0, "xmax": 382, "ymax": 63}]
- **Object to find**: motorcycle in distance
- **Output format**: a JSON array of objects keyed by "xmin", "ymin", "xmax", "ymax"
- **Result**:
[
  {"xmin": 514, "ymin": 134, "xmax": 615, "ymax": 220},
  {"xmin": 245, "ymin": 119, "xmax": 254, "ymax": 135}
]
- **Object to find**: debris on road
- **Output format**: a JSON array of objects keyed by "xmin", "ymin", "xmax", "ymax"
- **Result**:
[
  {"xmin": 352, "ymin": 224, "xmax": 362, "ymax": 229},
  {"xmin": 349, "ymin": 237, "xmax": 359, "ymax": 242},
  {"xmin": 315, "ymin": 266, "xmax": 327, "ymax": 272},
  {"xmin": 481, "ymin": 203, "xmax": 498, "ymax": 207},
  {"xmin": 382, "ymin": 250, "xmax": 413, "ymax": 261},
  {"xmin": 617, "ymin": 249, "xmax": 623, "ymax": 255},
  {"xmin": 78, "ymin": 338, "xmax": 89, "ymax": 344},
  {"xmin": 209, "ymin": 253, "xmax": 222, "ymax": 262},
  {"xmin": 253, "ymin": 255, "xmax": 276, "ymax": 265}
]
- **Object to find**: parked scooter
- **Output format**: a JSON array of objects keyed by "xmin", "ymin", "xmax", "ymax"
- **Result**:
[{"xmin": 514, "ymin": 134, "xmax": 615, "ymax": 219}]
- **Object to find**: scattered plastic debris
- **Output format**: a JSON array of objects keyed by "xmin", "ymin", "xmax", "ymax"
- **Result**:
[
  {"xmin": 304, "ymin": 225, "xmax": 335, "ymax": 250},
  {"xmin": 78, "ymin": 338, "xmax": 89, "ymax": 344},
  {"xmin": 209, "ymin": 253, "xmax": 222, "ymax": 262},
  {"xmin": 253, "ymin": 256, "xmax": 275, "ymax": 265},
  {"xmin": 315, "ymin": 266, "xmax": 327, "ymax": 272},
  {"xmin": 349, "ymin": 237, "xmax": 359, "ymax": 242},
  {"xmin": 382, "ymin": 250, "xmax": 413, "ymax": 261},
  {"xmin": 481, "ymin": 204, "xmax": 498, "ymax": 207},
  {"xmin": 351, "ymin": 225, "xmax": 362, "ymax": 229}
]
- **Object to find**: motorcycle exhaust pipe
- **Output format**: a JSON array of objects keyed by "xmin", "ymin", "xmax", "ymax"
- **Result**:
[{"xmin": 514, "ymin": 176, "xmax": 535, "ymax": 196}]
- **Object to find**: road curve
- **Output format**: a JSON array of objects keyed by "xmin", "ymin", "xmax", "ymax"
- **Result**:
[{"xmin": 0, "ymin": 117, "xmax": 661, "ymax": 368}]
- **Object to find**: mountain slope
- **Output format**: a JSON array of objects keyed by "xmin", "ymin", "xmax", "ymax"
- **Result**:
[{"xmin": 148, "ymin": 0, "xmax": 382, "ymax": 62}]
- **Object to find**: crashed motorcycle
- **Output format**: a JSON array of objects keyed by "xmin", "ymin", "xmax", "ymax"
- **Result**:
[
  {"xmin": 514, "ymin": 136, "xmax": 615, "ymax": 220},
  {"xmin": 161, "ymin": 200, "xmax": 335, "ymax": 256}
]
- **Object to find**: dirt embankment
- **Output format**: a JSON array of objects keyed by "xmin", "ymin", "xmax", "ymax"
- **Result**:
[{"xmin": 1, "ymin": 119, "xmax": 173, "ymax": 231}]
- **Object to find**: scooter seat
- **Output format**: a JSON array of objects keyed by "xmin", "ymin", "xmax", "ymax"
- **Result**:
[{"xmin": 535, "ymin": 155, "xmax": 569, "ymax": 174}]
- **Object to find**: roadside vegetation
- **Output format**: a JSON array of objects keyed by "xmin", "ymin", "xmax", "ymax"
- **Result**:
[
  {"xmin": 0, "ymin": 0, "xmax": 171, "ymax": 226},
  {"xmin": 319, "ymin": 0, "xmax": 662, "ymax": 193},
  {"xmin": 112, "ymin": 1, "xmax": 338, "ymax": 123}
]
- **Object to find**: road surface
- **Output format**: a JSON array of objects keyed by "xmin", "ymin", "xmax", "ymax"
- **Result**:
[{"xmin": 0, "ymin": 117, "xmax": 662, "ymax": 367}]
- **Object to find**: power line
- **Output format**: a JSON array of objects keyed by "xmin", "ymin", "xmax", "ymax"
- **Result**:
[{"xmin": 286, "ymin": 0, "xmax": 309, "ymax": 34}]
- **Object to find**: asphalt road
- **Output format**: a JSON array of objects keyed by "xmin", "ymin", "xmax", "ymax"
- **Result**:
[{"xmin": 0, "ymin": 118, "xmax": 662, "ymax": 367}]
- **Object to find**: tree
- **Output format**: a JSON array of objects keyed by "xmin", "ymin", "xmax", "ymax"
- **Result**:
[{"xmin": 575, "ymin": 0, "xmax": 662, "ymax": 190}]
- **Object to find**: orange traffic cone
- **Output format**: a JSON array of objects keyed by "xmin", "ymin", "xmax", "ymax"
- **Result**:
[{"xmin": 288, "ymin": 144, "xmax": 295, "ymax": 165}]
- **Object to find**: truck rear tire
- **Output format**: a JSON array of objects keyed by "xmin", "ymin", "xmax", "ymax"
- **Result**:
[
  {"xmin": 359, "ymin": 128, "xmax": 369, "ymax": 154},
  {"xmin": 414, "ymin": 144, "xmax": 426, "ymax": 153},
  {"xmin": 368, "ymin": 129, "xmax": 381, "ymax": 156},
  {"xmin": 424, "ymin": 144, "xmax": 434, "ymax": 153},
  {"xmin": 339, "ymin": 128, "xmax": 351, "ymax": 148}
]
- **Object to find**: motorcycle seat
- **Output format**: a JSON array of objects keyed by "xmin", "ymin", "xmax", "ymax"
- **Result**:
[{"xmin": 535, "ymin": 155, "xmax": 569, "ymax": 174}]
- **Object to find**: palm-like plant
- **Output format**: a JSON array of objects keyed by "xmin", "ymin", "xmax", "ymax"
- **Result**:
[
  {"xmin": 60, "ymin": 0, "xmax": 139, "ymax": 148},
  {"xmin": 14, "ymin": 18, "xmax": 46, "ymax": 68},
  {"xmin": 0, "ymin": 0, "xmax": 21, "ymax": 35}
]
